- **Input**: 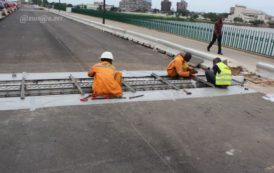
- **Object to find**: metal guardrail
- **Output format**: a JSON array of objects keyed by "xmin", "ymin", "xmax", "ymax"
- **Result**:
[{"xmin": 71, "ymin": 8, "xmax": 274, "ymax": 57}]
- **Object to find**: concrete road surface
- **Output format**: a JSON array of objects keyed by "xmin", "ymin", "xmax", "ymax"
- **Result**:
[
  {"xmin": 1, "ymin": 93, "xmax": 274, "ymax": 173},
  {"xmin": 0, "ymin": 8, "xmax": 169, "ymax": 73},
  {"xmin": 0, "ymin": 7, "xmax": 274, "ymax": 173}
]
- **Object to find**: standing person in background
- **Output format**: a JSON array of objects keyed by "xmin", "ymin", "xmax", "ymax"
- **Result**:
[{"xmin": 207, "ymin": 17, "xmax": 224, "ymax": 55}]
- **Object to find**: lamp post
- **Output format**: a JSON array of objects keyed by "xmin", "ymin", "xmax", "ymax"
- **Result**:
[
  {"xmin": 58, "ymin": 0, "xmax": 60, "ymax": 12},
  {"xmin": 102, "ymin": 0, "xmax": 105, "ymax": 24}
]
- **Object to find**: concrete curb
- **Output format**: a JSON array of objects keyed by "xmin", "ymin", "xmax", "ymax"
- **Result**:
[{"xmin": 256, "ymin": 62, "xmax": 274, "ymax": 79}]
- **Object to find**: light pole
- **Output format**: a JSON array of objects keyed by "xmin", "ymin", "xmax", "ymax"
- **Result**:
[
  {"xmin": 102, "ymin": 0, "xmax": 105, "ymax": 24},
  {"xmin": 58, "ymin": 0, "xmax": 60, "ymax": 12}
]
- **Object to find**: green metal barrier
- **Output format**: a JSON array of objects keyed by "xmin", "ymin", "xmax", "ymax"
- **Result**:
[{"xmin": 72, "ymin": 8, "xmax": 274, "ymax": 57}]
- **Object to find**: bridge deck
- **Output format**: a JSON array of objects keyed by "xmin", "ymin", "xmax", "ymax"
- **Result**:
[
  {"xmin": 0, "ymin": 7, "xmax": 273, "ymax": 173},
  {"xmin": 57, "ymin": 9, "xmax": 274, "ymax": 72}
]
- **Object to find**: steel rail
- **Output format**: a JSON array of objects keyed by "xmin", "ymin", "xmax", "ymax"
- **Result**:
[
  {"xmin": 20, "ymin": 76, "xmax": 26, "ymax": 100},
  {"xmin": 151, "ymin": 73, "xmax": 192, "ymax": 95},
  {"xmin": 69, "ymin": 74, "xmax": 85, "ymax": 96},
  {"xmin": 0, "ymin": 76, "xmax": 195, "ymax": 98}
]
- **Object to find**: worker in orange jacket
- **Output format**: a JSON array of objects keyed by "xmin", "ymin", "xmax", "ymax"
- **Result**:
[
  {"xmin": 167, "ymin": 52, "xmax": 197, "ymax": 78},
  {"xmin": 88, "ymin": 51, "xmax": 122, "ymax": 97}
]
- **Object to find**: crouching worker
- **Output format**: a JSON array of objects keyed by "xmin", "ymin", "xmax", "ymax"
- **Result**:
[
  {"xmin": 167, "ymin": 52, "xmax": 197, "ymax": 78},
  {"xmin": 88, "ymin": 51, "xmax": 122, "ymax": 98},
  {"xmin": 205, "ymin": 57, "xmax": 232, "ymax": 88}
]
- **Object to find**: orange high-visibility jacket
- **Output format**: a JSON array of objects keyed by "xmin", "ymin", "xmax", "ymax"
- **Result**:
[
  {"xmin": 88, "ymin": 61, "xmax": 122, "ymax": 97},
  {"xmin": 167, "ymin": 54, "xmax": 191, "ymax": 77}
]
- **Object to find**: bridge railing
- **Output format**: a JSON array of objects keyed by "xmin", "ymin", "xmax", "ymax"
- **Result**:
[
  {"xmin": 129, "ymin": 19, "xmax": 274, "ymax": 57},
  {"xmin": 71, "ymin": 8, "xmax": 274, "ymax": 57}
]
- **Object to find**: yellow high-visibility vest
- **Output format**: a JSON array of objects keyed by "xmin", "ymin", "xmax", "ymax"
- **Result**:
[{"xmin": 216, "ymin": 62, "xmax": 232, "ymax": 86}]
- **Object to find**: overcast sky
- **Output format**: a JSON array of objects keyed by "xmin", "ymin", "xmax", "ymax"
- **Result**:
[{"xmin": 48, "ymin": 0, "xmax": 274, "ymax": 16}]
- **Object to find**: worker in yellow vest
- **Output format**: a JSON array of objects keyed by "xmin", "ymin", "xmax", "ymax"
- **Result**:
[{"xmin": 205, "ymin": 57, "xmax": 232, "ymax": 88}]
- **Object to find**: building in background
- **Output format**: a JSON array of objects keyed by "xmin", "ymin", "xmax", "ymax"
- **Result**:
[
  {"xmin": 85, "ymin": 3, "xmax": 100, "ymax": 10},
  {"xmin": 161, "ymin": 0, "xmax": 171, "ymax": 13},
  {"xmin": 86, "ymin": 2, "xmax": 113, "ymax": 11},
  {"xmin": 227, "ymin": 5, "xmax": 272, "ymax": 23},
  {"xmin": 119, "ymin": 0, "xmax": 151, "ymax": 12},
  {"xmin": 176, "ymin": 0, "xmax": 187, "ymax": 11}
]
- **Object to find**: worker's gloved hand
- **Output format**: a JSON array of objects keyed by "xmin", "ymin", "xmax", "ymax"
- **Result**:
[
  {"xmin": 188, "ymin": 72, "xmax": 196, "ymax": 79},
  {"xmin": 190, "ymin": 69, "xmax": 198, "ymax": 74}
]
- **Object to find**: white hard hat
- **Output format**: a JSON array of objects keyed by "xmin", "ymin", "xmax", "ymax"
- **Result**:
[{"xmin": 100, "ymin": 51, "xmax": 114, "ymax": 60}]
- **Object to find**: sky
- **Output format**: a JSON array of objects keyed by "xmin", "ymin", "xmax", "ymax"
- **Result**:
[{"xmin": 48, "ymin": 0, "xmax": 274, "ymax": 16}]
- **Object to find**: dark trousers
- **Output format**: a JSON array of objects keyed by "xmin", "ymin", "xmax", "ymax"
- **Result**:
[
  {"xmin": 205, "ymin": 70, "xmax": 215, "ymax": 85},
  {"xmin": 208, "ymin": 33, "xmax": 222, "ymax": 54},
  {"xmin": 205, "ymin": 70, "xmax": 228, "ymax": 89}
]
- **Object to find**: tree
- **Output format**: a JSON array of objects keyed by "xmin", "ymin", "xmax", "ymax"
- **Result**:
[
  {"xmin": 268, "ymin": 21, "xmax": 274, "ymax": 28},
  {"xmin": 32, "ymin": 0, "xmax": 42, "ymax": 5},
  {"xmin": 250, "ymin": 20, "xmax": 264, "ymax": 26},
  {"xmin": 67, "ymin": 4, "xmax": 73, "ymax": 7},
  {"xmin": 234, "ymin": 17, "xmax": 243, "ymax": 23},
  {"xmin": 177, "ymin": 9, "xmax": 189, "ymax": 16},
  {"xmin": 97, "ymin": 5, "xmax": 102, "ymax": 11},
  {"xmin": 175, "ymin": 11, "xmax": 180, "ymax": 17},
  {"xmin": 220, "ymin": 13, "xmax": 229, "ymax": 18},
  {"xmin": 54, "ymin": 3, "xmax": 67, "ymax": 11},
  {"xmin": 110, "ymin": 7, "xmax": 119, "ymax": 12},
  {"xmin": 41, "ymin": 0, "xmax": 48, "ymax": 6},
  {"xmin": 167, "ymin": 10, "xmax": 174, "ymax": 16},
  {"xmin": 152, "ymin": 8, "xmax": 160, "ymax": 14},
  {"xmin": 191, "ymin": 13, "xmax": 199, "ymax": 20},
  {"xmin": 202, "ymin": 12, "xmax": 218, "ymax": 22}
]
